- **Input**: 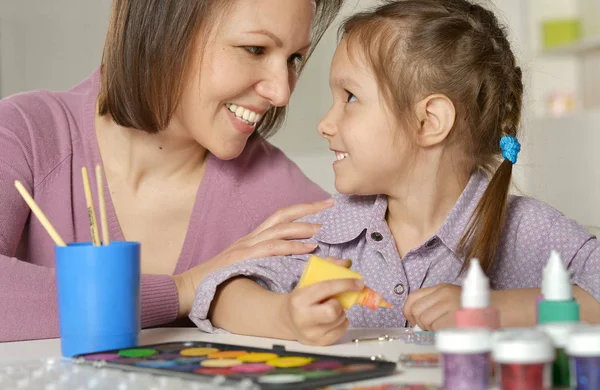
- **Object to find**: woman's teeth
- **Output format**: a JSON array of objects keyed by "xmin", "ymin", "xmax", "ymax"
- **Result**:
[
  {"xmin": 226, "ymin": 104, "xmax": 262, "ymax": 126},
  {"xmin": 336, "ymin": 152, "xmax": 349, "ymax": 161}
]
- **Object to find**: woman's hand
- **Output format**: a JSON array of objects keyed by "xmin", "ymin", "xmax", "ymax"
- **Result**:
[
  {"xmin": 279, "ymin": 278, "xmax": 363, "ymax": 346},
  {"xmin": 173, "ymin": 198, "xmax": 334, "ymax": 317}
]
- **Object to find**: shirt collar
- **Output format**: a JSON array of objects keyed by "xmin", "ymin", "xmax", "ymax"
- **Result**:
[
  {"xmin": 313, "ymin": 193, "xmax": 386, "ymax": 244},
  {"xmin": 313, "ymin": 170, "xmax": 490, "ymax": 255},
  {"xmin": 436, "ymin": 170, "xmax": 489, "ymax": 256}
]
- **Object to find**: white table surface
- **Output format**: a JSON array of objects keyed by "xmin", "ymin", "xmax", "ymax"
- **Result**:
[{"xmin": 0, "ymin": 327, "xmax": 443, "ymax": 388}]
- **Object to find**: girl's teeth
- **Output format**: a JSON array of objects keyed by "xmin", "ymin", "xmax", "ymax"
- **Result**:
[
  {"xmin": 235, "ymin": 106, "xmax": 245, "ymax": 117},
  {"xmin": 336, "ymin": 152, "xmax": 349, "ymax": 161}
]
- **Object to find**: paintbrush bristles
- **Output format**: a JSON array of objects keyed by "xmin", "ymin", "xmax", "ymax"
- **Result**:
[
  {"xmin": 96, "ymin": 165, "xmax": 110, "ymax": 245},
  {"xmin": 14, "ymin": 180, "xmax": 66, "ymax": 246},
  {"xmin": 81, "ymin": 167, "xmax": 101, "ymax": 246}
]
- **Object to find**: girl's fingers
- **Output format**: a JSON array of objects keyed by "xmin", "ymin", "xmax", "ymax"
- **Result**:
[
  {"xmin": 310, "ymin": 298, "xmax": 346, "ymax": 326},
  {"xmin": 415, "ymin": 300, "xmax": 451, "ymax": 331},
  {"xmin": 320, "ymin": 317, "xmax": 350, "ymax": 346},
  {"xmin": 298, "ymin": 278, "xmax": 363, "ymax": 307},
  {"xmin": 403, "ymin": 285, "xmax": 441, "ymax": 325}
]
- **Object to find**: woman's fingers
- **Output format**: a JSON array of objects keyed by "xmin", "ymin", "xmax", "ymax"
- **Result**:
[
  {"xmin": 249, "ymin": 198, "xmax": 334, "ymax": 237},
  {"xmin": 245, "ymin": 222, "xmax": 321, "ymax": 247},
  {"xmin": 229, "ymin": 240, "xmax": 318, "ymax": 264}
]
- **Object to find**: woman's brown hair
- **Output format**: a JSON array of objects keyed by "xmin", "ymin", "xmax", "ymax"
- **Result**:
[
  {"xmin": 340, "ymin": 0, "xmax": 523, "ymax": 274},
  {"xmin": 98, "ymin": 0, "xmax": 344, "ymax": 137}
]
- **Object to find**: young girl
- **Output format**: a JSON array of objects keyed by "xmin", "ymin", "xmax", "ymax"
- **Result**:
[{"xmin": 190, "ymin": 0, "xmax": 600, "ymax": 345}]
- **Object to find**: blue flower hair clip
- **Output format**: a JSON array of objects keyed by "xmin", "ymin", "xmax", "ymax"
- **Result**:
[{"xmin": 500, "ymin": 136, "xmax": 521, "ymax": 164}]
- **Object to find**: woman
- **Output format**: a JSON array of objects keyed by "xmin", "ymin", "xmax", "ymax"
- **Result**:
[{"xmin": 0, "ymin": 0, "xmax": 343, "ymax": 342}]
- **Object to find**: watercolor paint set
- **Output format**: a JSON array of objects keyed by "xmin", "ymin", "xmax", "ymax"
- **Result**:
[{"xmin": 74, "ymin": 340, "xmax": 397, "ymax": 389}]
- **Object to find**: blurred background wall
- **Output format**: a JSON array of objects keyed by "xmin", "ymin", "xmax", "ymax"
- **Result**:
[{"xmin": 1, "ymin": 0, "xmax": 599, "ymax": 233}]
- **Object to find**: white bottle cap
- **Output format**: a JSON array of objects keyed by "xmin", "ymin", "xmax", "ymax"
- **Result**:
[
  {"xmin": 537, "ymin": 323, "xmax": 579, "ymax": 348},
  {"xmin": 492, "ymin": 329, "xmax": 554, "ymax": 364},
  {"xmin": 543, "ymin": 250, "xmax": 572, "ymax": 301},
  {"xmin": 436, "ymin": 328, "xmax": 491, "ymax": 354},
  {"xmin": 461, "ymin": 258, "xmax": 490, "ymax": 308},
  {"xmin": 566, "ymin": 325, "xmax": 600, "ymax": 357}
]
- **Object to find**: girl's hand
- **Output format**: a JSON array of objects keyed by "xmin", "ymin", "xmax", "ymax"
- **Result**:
[
  {"xmin": 280, "ymin": 278, "xmax": 363, "ymax": 346},
  {"xmin": 402, "ymin": 283, "xmax": 461, "ymax": 331},
  {"xmin": 174, "ymin": 198, "xmax": 335, "ymax": 316}
]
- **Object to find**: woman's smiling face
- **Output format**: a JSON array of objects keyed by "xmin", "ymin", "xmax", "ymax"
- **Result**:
[{"xmin": 173, "ymin": 0, "xmax": 316, "ymax": 160}]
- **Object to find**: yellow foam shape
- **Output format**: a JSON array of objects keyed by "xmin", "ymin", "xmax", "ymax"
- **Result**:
[
  {"xmin": 180, "ymin": 347, "xmax": 219, "ymax": 357},
  {"xmin": 266, "ymin": 356, "xmax": 313, "ymax": 368},
  {"xmin": 298, "ymin": 255, "xmax": 391, "ymax": 310},
  {"xmin": 238, "ymin": 352, "xmax": 279, "ymax": 362},
  {"xmin": 200, "ymin": 359, "xmax": 243, "ymax": 368}
]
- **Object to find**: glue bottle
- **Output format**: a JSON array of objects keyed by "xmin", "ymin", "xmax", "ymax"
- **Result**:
[
  {"xmin": 537, "ymin": 250, "xmax": 580, "ymax": 324},
  {"xmin": 455, "ymin": 258, "xmax": 500, "ymax": 330}
]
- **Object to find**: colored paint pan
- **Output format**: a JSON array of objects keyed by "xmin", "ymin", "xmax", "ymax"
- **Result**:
[
  {"xmin": 169, "ymin": 364, "xmax": 203, "ymax": 372},
  {"xmin": 134, "ymin": 360, "xmax": 179, "ymax": 368},
  {"xmin": 195, "ymin": 367, "xmax": 237, "ymax": 376},
  {"xmin": 238, "ymin": 352, "xmax": 279, "ymax": 362},
  {"xmin": 231, "ymin": 363, "xmax": 275, "ymax": 374},
  {"xmin": 118, "ymin": 348, "xmax": 157, "ymax": 358},
  {"xmin": 200, "ymin": 359, "xmax": 243, "ymax": 368},
  {"xmin": 303, "ymin": 370, "xmax": 339, "ymax": 379},
  {"xmin": 267, "ymin": 356, "xmax": 313, "ymax": 368},
  {"xmin": 207, "ymin": 350, "xmax": 248, "ymax": 359},
  {"xmin": 180, "ymin": 347, "xmax": 219, "ymax": 357}
]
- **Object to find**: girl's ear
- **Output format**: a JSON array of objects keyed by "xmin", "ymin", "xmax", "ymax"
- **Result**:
[{"xmin": 414, "ymin": 94, "xmax": 456, "ymax": 147}]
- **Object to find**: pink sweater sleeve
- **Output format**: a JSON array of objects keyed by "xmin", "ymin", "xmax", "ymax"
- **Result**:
[{"xmin": 0, "ymin": 96, "xmax": 179, "ymax": 341}]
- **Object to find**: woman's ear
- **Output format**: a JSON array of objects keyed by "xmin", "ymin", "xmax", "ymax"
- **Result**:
[{"xmin": 414, "ymin": 94, "xmax": 456, "ymax": 147}]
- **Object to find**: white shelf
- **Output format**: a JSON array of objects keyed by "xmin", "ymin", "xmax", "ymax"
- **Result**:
[{"xmin": 542, "ymin": 35, "xmax": 600, "ymax": 56}]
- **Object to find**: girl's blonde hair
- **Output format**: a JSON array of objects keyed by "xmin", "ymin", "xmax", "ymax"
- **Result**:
[{"xmin": 341, "ymin": 0, "xmax": 523, "ymax": 274}]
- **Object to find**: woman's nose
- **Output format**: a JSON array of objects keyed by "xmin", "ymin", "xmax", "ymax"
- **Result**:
[{"xmin": 256, "ymin": 66, "xmax": 292, "ymax": 107}]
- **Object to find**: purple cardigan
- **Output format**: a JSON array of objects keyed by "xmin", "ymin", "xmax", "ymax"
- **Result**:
[{"xmin": 0, "ymin": 69, "xmax": 329, "ymax": 341}]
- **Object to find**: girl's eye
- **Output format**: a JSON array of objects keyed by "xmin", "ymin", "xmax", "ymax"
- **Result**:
[
  {"xmin": 346, "ymin": 91, "xmax": 357, "ymax": 103},
  {"xmin": 245, "ymin": 46, "xmax": 265, "ymax": 55}
]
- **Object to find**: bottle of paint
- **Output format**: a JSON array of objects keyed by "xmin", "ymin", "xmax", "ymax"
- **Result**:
[
  {"xmin": 435, "ymin": 328, "xmax": 492, "ymax": 390},
  {"xmin": 455, "ymin": 258, "xmax": 500, "ymax": 330},
  {"xmin": 537, "ymin": 323, "xmax": 578, "ymax": 388},
  {"xmin": 298, "ymin": 256, "xmax": 392, "ymax": 310},
  {"xmin": 492, "ymin": 329, "xmax": 554, "ymax": 390},
  {"xmin": 537, "ymin": 250, "xmax": 580, "ymax": 324},
  {"xmin": 566, "ymin": 325, "xmax": 600, "ymax": 390}
]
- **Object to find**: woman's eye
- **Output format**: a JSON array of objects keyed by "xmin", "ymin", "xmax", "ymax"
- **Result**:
[
  {"xmin": 288, "ymin": 53, "xmax": 305, "ymax": 67},
  {"xmin": 245, "ymin": 46, "xmax": 265, "ymax": 55},
  {"xmin": 346, "ymin": 91, "xmax": 357, "ymax": 103}
]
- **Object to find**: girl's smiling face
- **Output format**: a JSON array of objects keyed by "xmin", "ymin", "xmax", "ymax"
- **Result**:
[{"xmin": 318, "ymin": 39, "xmax": 415, "ymax": 196}]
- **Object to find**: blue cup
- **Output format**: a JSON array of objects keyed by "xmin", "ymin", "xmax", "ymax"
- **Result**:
[{"xmin": 55, "ymin": 241, "xmax": 141, "ymax": 357}]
